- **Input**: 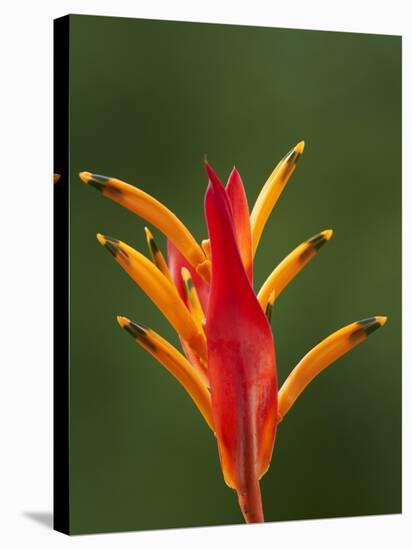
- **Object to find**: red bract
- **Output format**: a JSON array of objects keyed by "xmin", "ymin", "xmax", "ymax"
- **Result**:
[{"xmin": 205, "ymin": 162, "xmax": 277, "ymax": 522}]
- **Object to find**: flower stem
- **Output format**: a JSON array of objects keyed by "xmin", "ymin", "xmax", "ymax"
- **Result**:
[{"xmin": 237, "ymin": 477, "xmax": 264, "ymax": 523}]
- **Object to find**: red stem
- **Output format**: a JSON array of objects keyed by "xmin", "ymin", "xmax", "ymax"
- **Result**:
[{"xmin": 237, "ymin": 478, "xmax": 264, "ymax": 523}]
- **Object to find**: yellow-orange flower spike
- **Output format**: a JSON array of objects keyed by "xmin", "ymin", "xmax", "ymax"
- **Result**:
[
  {"xmin": 117, "ymin": 316, "xmax": 213, "ymax": 430},
  {"xmin": 258, "ymin": 229, "xmax": 333, "ymax": 310},
  {"xmin": 144, "ymin": 226, "xmax": 172, "ymax": 281},
  {"xmin": 96, "ymin": 234, "xmax": 207, "ymax": 362},
  {"xmin": 277, "ymin": 316, "xmax": 387, "ymax": 421},
  {"xmin": 250, "ymin": 141, "xmax": 304, "ymax": 256},
  {"xmin": 80, "ymin": 172, "xmax": 209, "ymax": 280},
  {"xmin": 181, "ymin": 267, "xmax": 206, "ymax": 333}
]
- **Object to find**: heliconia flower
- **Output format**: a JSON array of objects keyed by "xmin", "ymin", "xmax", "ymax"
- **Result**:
[{"xmin": 80, "ymin": 141, "xmax": 387, "ymax": 524}]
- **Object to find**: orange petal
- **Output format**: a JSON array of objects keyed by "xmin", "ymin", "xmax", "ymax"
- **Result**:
[
  {"xmin": 250, "ymin": 141, "xmax": 304, "ymax": 256},
  {"xmin": 257, "ymin": 229, "xmax": 333, "ymax": 309},
  {"xmin": 80, "ymin": 171, "xmax": 207, "ymax": 278},
  {"xmin": 278, "ymin": 316, "xmax": 387, "ymax": 421},
  {"xmin": 117, "ymin": 316, "xmax": 212, "ymax": 429},
  {"xmin": 97, "ymin": 234, "xmax": 207, "ymax": 362}
]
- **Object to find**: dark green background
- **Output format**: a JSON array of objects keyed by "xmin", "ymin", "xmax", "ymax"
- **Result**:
[{"xmin": 68, "ymin": 15, "xmax": 401, "ymax": 534}]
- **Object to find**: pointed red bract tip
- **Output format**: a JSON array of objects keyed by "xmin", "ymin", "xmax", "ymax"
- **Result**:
[
  {"xmin": 204, "ymin": 160, "xmax": 224, "ymax": 191},
  {"xmin": 226, "ymin": 167, "xmax": 253, "ymax": 283}
]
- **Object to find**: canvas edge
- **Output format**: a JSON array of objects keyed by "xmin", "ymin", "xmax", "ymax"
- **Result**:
[{"xmin": 53, "ymin": 13, "xmax": 70, "ymax": 536}]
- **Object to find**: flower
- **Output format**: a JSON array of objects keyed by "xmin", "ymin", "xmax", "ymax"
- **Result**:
[{"xmin": 80, "ymin": 141, "xmax": 387, "ymax": 524}]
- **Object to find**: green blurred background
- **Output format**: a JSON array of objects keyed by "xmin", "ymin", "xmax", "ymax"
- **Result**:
[{"xmin": 68, "ymin": 15, "xmax": 401, "ymax": 534}]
